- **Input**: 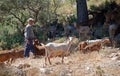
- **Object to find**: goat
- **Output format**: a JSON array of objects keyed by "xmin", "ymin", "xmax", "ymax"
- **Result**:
[
  {"xmin": 104, "ymin": 9, "xmax": 120, "ymax": 47},
  {"xmin": 73, "ymin": 21, "xmax": 92, "ymax": 40},
  {"xmin": 33, "ymin": 39, "xmax": 45, "ymax": 56},
  {"xmin": 41, "ymin": 36, "xmax": 75, "ymax": 65},
  {"xmin": 101, "ymin": 37, "xmax": 111, "ymax": 47},
  {"xmin": 82, "ymin": 41, "xmax": 102, "ymax": 53},
  {"xmin": 63, "ymin": 22, "xmax": 74, "ymax": 36},
  {"xmin": 0, "ymin": 39, "xmax": 45, "ymax": 63},
  {"xmin": 0, "ymin": 49, "xmax": 24, "ymax": 63}
]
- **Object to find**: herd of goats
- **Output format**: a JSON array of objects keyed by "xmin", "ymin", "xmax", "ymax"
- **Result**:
[{"xmin": 0, "ymin": 8, "xmax": 120, "ymax": 65}]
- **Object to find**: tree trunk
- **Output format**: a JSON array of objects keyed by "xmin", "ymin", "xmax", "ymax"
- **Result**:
[{"xmin": 76, "ymin": 0, "xmax": 88, "ymax": 24}]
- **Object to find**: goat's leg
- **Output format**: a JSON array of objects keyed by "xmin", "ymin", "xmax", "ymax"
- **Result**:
[
  {"xmin": 48, "ymin": 57, "xmax": 51, "ymax": 65},
  {"xmin": 97, "ymin": 49, "xmax": 100, "ymax": 54},
  {"xmin": 109, "ymin": 38, "xmax": 114, "ymax": 48},
  {"xmin": 45, "ymin": 55, "xmax": 51, "ymax": 65},
  {"xmin": 82, "ymin": 49, "xmax": 86, "ymax": 54},
  {"xmin": 62, "ymin": 55, "xmax": 64, "ymax": 63},
  {"xmin": 45, "ymin": 56, "xmax": 47, "ymax": 65},
  {"xmin": 79, "ymin": 33, "xmax": 81, "ymax": 41},
  {"xmin": 112, "ymin": 40, "xmax": 116, "ymax": 48}
]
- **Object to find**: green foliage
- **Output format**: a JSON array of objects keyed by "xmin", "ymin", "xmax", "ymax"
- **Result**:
[
  {"xmin": 90, "ymin": 0, "xmax": 119, "ymax": 11},
  {"xmin": 0, "ymin": 17, "xmax": 24, "ymax": 50},
  {"xmin": 0, "ymin": 29, "xmax": 24, "ymax": 50},
  {"xmin": 0, "ymin": 0, "xmax": 82, "ymax": 50},
  {"xmin": 67, "ymin": 14, "xmax": 77, "ymax": 23},
  {"xmin": 33, "ymin": 25, "xmax": 44, "ymax": 41},
  {"xmin": 0, "ymin": 0, "xmax": 76, "ymax": 50}
]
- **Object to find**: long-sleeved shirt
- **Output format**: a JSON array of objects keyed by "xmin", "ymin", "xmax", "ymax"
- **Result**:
[{"xmin": 24, "ymin": 24, "xmax": 35, "ymax": 40}]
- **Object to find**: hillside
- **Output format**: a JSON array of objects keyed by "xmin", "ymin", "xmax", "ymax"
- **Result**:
[{"xmin": 0, "ymin": 47, "xmax": 120, "ymax": 76}]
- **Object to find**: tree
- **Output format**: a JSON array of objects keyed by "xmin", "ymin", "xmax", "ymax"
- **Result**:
[{"xmin": 76, "ymin": 0, "xmax": 88, "ymax": 24}]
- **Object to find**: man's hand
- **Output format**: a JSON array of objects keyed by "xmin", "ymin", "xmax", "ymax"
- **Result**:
[{"xmin": 26, "ymin": 39, "xmax": 30, "ymax": 44}]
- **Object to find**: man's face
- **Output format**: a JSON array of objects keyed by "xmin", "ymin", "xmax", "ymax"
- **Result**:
[{"xmin": 29, "ymin": 20, "xmax": 34, "ymax": 25}]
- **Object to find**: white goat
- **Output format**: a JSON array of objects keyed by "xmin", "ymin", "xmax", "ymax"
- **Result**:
[{"xmin": 41, "ymin": 36, "xmax": 75, "ymax": 65}]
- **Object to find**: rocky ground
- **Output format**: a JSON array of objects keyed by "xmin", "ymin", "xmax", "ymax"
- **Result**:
[{"xmin": 0, "ymin": 47, "xmax": 120, "ymax": 76}]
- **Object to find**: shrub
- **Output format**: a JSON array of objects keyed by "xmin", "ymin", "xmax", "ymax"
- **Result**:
[{"xmin": 0, "ymin": 30, "xmax": 24, "ymax": 50}]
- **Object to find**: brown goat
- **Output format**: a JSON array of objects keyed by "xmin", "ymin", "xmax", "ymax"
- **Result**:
[
  {"xmin": 33, "ymin": 39, "xmax": 45, "ymax": 56},
  {"xmin": 101, "ymin": 37, "xmax": 111, "ymax": 46},
  {"xmin": 0, "ymin": 49, "xmax": 24, "ymax": 62},
  {"xmin": 0, "ymin": 39, "xmax": 45, "ymax": 63},
  {"xmin": 82, "ymin": 41, "xmax": 102, "ymax": 53}
]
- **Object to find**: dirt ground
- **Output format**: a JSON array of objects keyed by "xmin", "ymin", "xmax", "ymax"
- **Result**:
[{"xmin": 0, "ymin": 46, "xmax": 120, "ymax": 76}]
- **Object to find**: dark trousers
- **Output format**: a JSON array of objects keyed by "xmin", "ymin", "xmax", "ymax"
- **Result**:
[{"xmin": 24, "ymin": 39, "xmax": 34, "ymax": 57}]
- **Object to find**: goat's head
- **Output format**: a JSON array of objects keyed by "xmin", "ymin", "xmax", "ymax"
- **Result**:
[
  {"xmin": 67, "ymin": 36, "xmax": 76, "ymax": 44},
  {"xmin": 33, "ymin": 39, "xmax": 41, "ymax": 46}
]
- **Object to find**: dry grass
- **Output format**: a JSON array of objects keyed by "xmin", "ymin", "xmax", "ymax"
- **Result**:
[
  {"xmin": 0, "ymin": 39, "xmax": 120, "ymax": 76},
  {"xmin": 2, "ymin": 47, "xmax": 117, "ymax": 76}
]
